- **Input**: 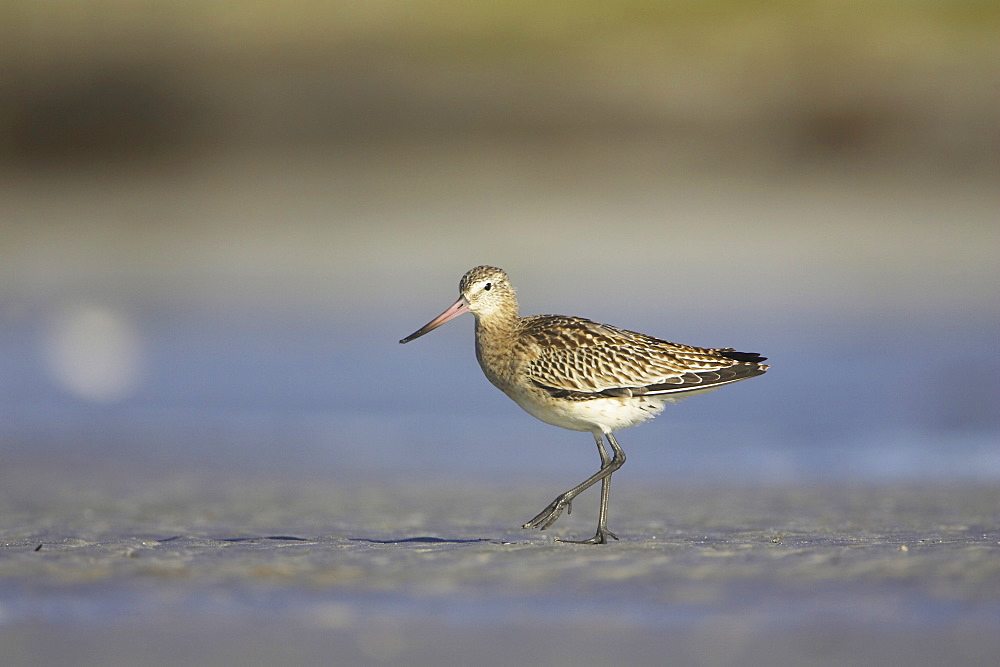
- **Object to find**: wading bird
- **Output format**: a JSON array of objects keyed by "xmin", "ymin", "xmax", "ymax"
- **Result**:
[{"xmin": 400, "ymin": 266, "xmax": 767, "ymax": 543}]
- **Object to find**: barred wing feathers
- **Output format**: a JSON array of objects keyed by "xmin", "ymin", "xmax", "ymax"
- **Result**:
[{"xmin": 518, "ymin": 316, "xmax": 767, "ymax": 401}]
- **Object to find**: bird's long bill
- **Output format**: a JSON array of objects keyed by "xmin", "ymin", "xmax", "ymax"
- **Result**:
[{"xmin": 399, "ymin": 296, "xmax": 470, "ymax": 344}]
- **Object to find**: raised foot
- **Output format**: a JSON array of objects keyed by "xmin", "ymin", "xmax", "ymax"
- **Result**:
[
  {"xmin": 558, "ymin": 528, "xmax": 619, "ymax": 545},
  {"xmin": 522, "ymin": 495, "xmax": 574, "ymax": 531}
]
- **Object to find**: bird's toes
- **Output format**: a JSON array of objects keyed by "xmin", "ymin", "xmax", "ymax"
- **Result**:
[
  {"xmin": 523, "ymin": 496, "xmax": 571, "ymax": 530},
  {"xmin": 561, "ymin": 528, "xmax": 617, "ymax": 545}
]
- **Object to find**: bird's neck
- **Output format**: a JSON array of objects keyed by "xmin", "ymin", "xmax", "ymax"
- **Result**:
[
  {"xmin": 473, "ymin": 299, "xmax": 520, "ymax": 338},
  {"xmin": 472, "ymin": 303, "xmax": 520, "ymax": 384}
]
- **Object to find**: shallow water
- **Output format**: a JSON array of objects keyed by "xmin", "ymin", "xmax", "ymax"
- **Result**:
[{"xmin": 3, "ymin": 307, "xmax": 998, "ymax": 482}]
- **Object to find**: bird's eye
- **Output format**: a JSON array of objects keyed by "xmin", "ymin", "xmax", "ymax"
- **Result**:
[{"xmin": 483, "ymin": 283, "xmax": 492, "ymax": 291}]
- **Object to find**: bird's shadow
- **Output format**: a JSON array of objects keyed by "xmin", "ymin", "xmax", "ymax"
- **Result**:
[
  {"xmin": 157, "ymin": 535, "xmax": 503, "ymax": 544},
  {"xmin": 155, "ymin": 535, "xmax": 496, "ymax": 545},
  {"xmin": 349, "ymin": 536, "xmax": 495, "ymax": 545}
]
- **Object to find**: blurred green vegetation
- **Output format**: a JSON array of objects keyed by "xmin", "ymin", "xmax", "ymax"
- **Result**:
[
  {"xmin": 3, "ymin": 0, "xmax": 997, "ymax": 56},
  {"xmin": 1, "ymin": 0, "xmax": 997, "ymax": 166}
]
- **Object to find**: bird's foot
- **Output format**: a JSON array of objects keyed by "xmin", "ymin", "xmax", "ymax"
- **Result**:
[
  {"xmin": 523, "ymin": 494, "xmax": 573, "ymax": 531},
  {"xmin": 558, "ymin": 527, "xmax": 619, "ymax": 545}
]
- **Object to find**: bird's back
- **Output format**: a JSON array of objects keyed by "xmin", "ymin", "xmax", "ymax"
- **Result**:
[{"xmin": 515, "ymin": 315, "xmax": 767, "ymax": 402}]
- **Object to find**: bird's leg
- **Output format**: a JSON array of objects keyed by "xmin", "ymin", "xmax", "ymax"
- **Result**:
[
  {"xmin": 597, "ymin": 433, "xmax": 626, "ymax": 540},
  {"xmin": 523, "ymin": 432, "xmax": 626, "ymax": 543},
  {"xmin": 561, "ymin": 433, "xmax": 626, "ymax": 544}
]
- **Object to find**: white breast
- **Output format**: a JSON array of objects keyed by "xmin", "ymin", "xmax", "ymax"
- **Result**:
[{"xmin": 505, "ymin": 389, "xmax": 671, "ymax": 434}]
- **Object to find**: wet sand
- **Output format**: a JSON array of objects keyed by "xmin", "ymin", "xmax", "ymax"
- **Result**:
[{"xmin": 1, "ymin": 462, "xmax": 998, "ymax": 666}]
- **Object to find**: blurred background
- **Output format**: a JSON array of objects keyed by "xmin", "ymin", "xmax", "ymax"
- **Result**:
[{"xmin": 2, "ymin": 0, "xmax": 998, "ymax": 483}]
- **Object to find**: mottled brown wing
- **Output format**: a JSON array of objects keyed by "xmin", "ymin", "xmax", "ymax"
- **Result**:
[{"xmin": 519, "ymin": 315, "xmax": 767, "ymax": 400}]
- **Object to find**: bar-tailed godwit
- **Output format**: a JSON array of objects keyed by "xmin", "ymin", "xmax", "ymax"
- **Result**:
[{"xmin": 400, "ymin": 266, "xmax": 768, "ymax": 544}]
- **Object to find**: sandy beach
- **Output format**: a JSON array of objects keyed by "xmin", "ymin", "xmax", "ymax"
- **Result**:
[{"xmin": 2, "ymin": 462, "xmax": 998, "ymax": 666}]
